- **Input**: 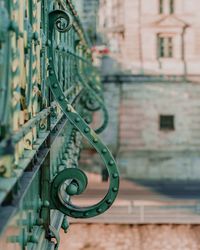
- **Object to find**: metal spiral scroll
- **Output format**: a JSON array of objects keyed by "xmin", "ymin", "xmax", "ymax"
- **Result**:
[
  {"xmin": 77, "ymin": 73, "xmax": 109, "ymax": 134},
  {"xmin": 73, "ymin": 42, "xmax": 109, "ymax": 133},
  {"xmin": 48, "ymin": 10, "xmax": 119, "ymax": 219}
]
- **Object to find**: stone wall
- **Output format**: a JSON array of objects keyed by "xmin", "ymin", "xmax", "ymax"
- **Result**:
[{"xmin": 82, "ymin": 79, "xmax": 200, "ymax": 182}]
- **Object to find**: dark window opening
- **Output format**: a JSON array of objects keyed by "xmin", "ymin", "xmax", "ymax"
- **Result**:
[
  {"xmin": 158, "ymin": 36, "xmax": 173, "ymax": 58},
  {"xmin": 169, "ymin": 0, "xmax": 175, "ymax": 14},
  {"xmin": 159, "ymin": 0, "xmax": 175, "ymax": 14},
  {"xmin": 160, "ymin": 115, "xmax": 175, "ymax": 130},
  {"xmin": 159, "ymin": 0, "xmax": 164, "ymax": 14}
]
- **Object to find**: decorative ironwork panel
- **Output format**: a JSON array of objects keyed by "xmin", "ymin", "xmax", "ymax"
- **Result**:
[{"xmin": 0, "ymin": 0, "xmax": 119, "ymax": 249}]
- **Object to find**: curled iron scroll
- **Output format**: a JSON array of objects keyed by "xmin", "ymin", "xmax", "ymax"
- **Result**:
[
  {"xmin": 48, "ymin": 10, "xmax": 119, "ymax": 219},
  {"xmin": 77, "ymin": 72, "xmax": 109, "ymax": 134},
  {"xmin": 73, "ymin": 35, "xmax": 109, "ymax": 133}
]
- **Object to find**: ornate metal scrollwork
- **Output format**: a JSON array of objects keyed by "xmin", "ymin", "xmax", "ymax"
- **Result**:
[
  {"xmin": 53, "ymin": 10, "xmax": 73, "ymax": 33},
  {"xmin": 48, "ymin": 10, "xmax": 119, "ymax": 219},
  {"xmin": 77, "ymin": 72, "xmax": 109, "ymax": 134}
]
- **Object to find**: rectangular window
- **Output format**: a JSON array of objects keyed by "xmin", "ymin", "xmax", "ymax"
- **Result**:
[
  {"xmin": 159, "ymin": 0, "xmax": 175, "ymax": 14},
  {"xmin": 169, "ymin": 0, "xmax": 174, "ymax": 14},
  {"xmin": 158, "ymin": 36, "xmax": 173, "ymax": 58},
  {"xmin": 160, "ymin": 115, "xmax": 175, "ymax": 131},
  {"xmin": 159, "ymin": 0, "xmax": 164, "ymax": 14}
]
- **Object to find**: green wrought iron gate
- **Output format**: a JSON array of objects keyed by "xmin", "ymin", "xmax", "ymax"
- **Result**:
[{"xmin": 0, "ymin": 0, "xmax": 119, "ymax": 249}]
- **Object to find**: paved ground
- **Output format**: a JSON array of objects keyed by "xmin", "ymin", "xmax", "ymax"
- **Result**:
[
  {"xmin": 69, "ymin": 173, "xmax": 200, "ymax": 224},
  {"xmin": 60, "ymin": 174, "xmax": 200, "ymax": 250},
  {"xmin": 60, "ymin": 224, "xmax": 200, "ymax": 250}
]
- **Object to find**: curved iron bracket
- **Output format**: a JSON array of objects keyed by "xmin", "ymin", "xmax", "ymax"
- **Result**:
[
  {"xmin": 77, "ymin": 72, "xmax": 109, "ymax": 134},
  {"xmin": 48, "ymin": 10, "xmax": 119, "ymax": 219}
]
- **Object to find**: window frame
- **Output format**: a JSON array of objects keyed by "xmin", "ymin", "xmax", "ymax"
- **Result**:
[
  {"xmin": 169, "ymin": 0, "xmax": 175, "ymax": 14},
  {"xmin": 157, "ymin": 35, "xmax": 174, "ymax": 59},
  {"xmin": 159, "ymin": 115, "xmax": 175, "ymax": 131},
  {"xmin": 159, "ymin": 0, "xmax": 175, "ymax": 14},
  {"xmin": 159, "ymin": 0, "xmax": 164, "ymax": 14}
]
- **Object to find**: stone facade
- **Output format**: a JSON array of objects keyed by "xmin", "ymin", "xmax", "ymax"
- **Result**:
[
  {"xmin": 96, "ymin": 79, "xmax": 200, "ymax": 182},
  {"xmin": 79, "ymin": 1, "xmax": 200, "ymax": 184},
  {"xmin": 98, "ymin": 0, "xmax": 200, "ymax": 75}
]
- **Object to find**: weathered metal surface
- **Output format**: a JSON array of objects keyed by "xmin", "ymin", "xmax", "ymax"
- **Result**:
[{"xmin": 0, "ymin": 0, "xmax": 119, "ymax": 249}]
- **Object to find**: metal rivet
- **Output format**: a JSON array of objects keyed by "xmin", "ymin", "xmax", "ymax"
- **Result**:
[
  {"xmin": 75, "ymin": 117, "xmax": 80, "ymax": 123},
  {"xmin": 43, "ymin": 200, "xmax": 50, "ymax": 207},
  {"xmin": 53, "ymin": 83, "xmax": 58, "ymax": 88},
  {"xmin": 85, "ymin": 117, "xmax": 91, "ymax": 124},
  {"xmin": 102, "ymin": 148, "xmax": 107, "ymax": 154},
  {"xmin": 109, "ymin": 160, "xmax": 114, "ymax": 166},
  {"xmin": 97, "ymin": 208, "xmax": 102, "ymax": 213},
  {"xmin": 113, "ymin": 173, "xmax": 118, "ymax": 179},
  {"xmin": 112, "ymin": 187, "xmax": 118, "ymax": 192},
  {"xmin": 84, "ymin": 127, "xmax": 90, "ymax": 133},
  {"xmin": 93, "ymin": 138, "xmax": 98, "ymax": 143},
  {"xmin": 106, "ymin": 199, "xmax": 112, "ymax": 204},
  {"xmin": 46, "ymin": 40, "xmax": 51, "ymax": 47},
  {"xmin": 49, "ymin": 70, "xmax": 54, "ymax": 75},
  {"xmin": 59, "ymin": 96, "xmax": 64, "ymax": 101},
  {"xmin": 84, "ymin": 212, "xmax": 89, "ymax": 217}
]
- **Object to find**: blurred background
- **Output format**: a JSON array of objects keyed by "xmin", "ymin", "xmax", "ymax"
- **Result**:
[{"xmin": 61, "ymin": 0, "xmax": 200, "ymax": 249}]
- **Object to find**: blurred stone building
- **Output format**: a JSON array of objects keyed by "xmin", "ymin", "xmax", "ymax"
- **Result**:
[
  {"xmin": 74, "ymin": 0, "xmax": 99, "ymax": 43},
  {"xmin": 98, "ymin": 0, "xmax": 200, "ymax": 75},
  {"xmin": 80, "ymin": 1, "xmax": 200, "ymax": 188},
  {"xmin": 100, "ymin": 77, "xmax": 200, "ymax": 185}
]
